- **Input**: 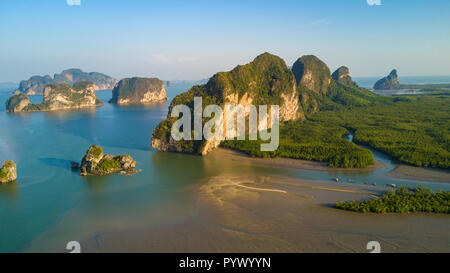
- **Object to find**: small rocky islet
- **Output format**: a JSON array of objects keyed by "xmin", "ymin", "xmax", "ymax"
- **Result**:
[
  {"xmin": 0, "ymin": 160, "xmax": 17, "ymax": 184},
  {"xmin": 79, "ymin": 145, "xmax": 138, "ymax": 176}
]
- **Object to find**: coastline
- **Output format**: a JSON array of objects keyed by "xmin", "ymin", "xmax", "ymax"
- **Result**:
[{"xmin": 387, "ymin": 165, "xmax": 450, "ymax": 183}]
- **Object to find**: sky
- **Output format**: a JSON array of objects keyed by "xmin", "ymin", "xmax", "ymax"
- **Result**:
[{"xmin": 0, "ymin": 0, "xmax": 449, "ymax": 82}]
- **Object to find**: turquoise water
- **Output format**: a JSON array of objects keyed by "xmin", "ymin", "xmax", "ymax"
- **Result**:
[{"xmin": 0, "ymin": 82, "xmax": 449, "ymax": 252}]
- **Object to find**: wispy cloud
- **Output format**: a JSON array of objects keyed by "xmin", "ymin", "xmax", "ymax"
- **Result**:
[
  {"xmin": 149, "ymin": 54, "xmax": 197, "ymax": 64},
  {"xmin": 366, "ymin": 0, "xmax": 381, "ymax": 6},
  {"xmin": 66, "ymin": 0, "xmax": 81, "ymax": 6},
  {"xmin": 311, "ymin": 19, "xmax": 329, "ymax": 26},
  {"xmin": 151, "ymin": 54, "xmax": 172, "ymax": 63}
]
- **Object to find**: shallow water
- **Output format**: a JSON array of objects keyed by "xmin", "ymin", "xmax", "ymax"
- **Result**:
[{"xmin": 0, "ymin": 84, "xmax": 448, "ymax": 252}]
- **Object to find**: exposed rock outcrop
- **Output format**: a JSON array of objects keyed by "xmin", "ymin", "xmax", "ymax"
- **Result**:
[
  {"xmin": 0, "ymin": 160, "xmax": 17, "ymax": 183},
  {"xmin": 109, "ymin": 77, "xmax": 167, "ymax": 105},
  {"xmin": 373, "ymin": 69, "xmax": 400, "ymax": 90},
  {"xmin": 80, "ymin": 145, "xmax": 137, "ymax": 176},
  {"xmin": 332, "ymin": 66, "xmax": 357, "ymax": 86},
  {"xmin": 152, "ymin": 52, "xmax": 383, "ymax": 161},
  {"xmin": 17, "ymin": 75, "xmax": 54, "ymax": 95},
  {"xmin": 5, "ymin": 82, "xmax": 103, "ymax": 112},
  {"xmin": 152, "ymin": 52, "xmax": 301, "ymax": 155},
  {"xmin": 16, "ymin": 69, "xmax": 117, "ymax": 95}
]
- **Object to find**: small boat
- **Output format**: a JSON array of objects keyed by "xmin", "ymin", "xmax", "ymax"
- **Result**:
[
  {"xmin": 334, "ymin": 177, "xmax": 339, "ymax": 182},
  {"xmin": 389, "ymin": 184, "xmax": 397, "ymax": 188}
]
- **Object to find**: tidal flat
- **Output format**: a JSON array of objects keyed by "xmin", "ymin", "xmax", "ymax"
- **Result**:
[{"xmin": 74, "ymin": 174, "xmax": 450, "ymax": 253}]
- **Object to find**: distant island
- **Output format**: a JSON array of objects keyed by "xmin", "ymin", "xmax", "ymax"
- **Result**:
[
  {"xmin": 332, "ymin": 66, "xmax": 357, "ymax": 87},
  {"xmin": 16, "ymin": 68, "xmax": 117, "ymax": 95},
  {"xmin": 109, "ymin": 77, "xmax": 167, "ymax": 105},
  {"xmin": 373, "ymin": 69, "xmax": 400, "ymax": 90},
  {"xmin": 0, "ymin": 160, "xmax": 17, "ymax": 184},
  {"xmin": 5, "ymin": 82, "xmax": 103, "ymax": 112}
]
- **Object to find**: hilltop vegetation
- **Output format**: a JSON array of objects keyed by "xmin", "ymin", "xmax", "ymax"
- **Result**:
[{"xmin": 336, "ymin": 186, "xmax": 450, "ymax": 214}]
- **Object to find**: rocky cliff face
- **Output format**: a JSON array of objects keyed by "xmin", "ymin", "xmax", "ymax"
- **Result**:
[
  {"xmin": 373, "ymin": 69, "xmax": 400, "ymax": 90},
  {"xmin": 293, "ymin": 55, "xmax": 331, "ymax": 95},
  {"xmin": 5, "ymin": 82, "xmax": 103, "ymax": 112},
  {"xmin": 152, "ymin": 52, "xmax": 301, "ymax": 155},
  {"xmin": 0, "ymin": 160, "xmax": 17, "ymax": 183},
  {"xmin": 80, "ymin": 145, "xmax": 137, "ymax": 176},
  {"xmin": 109, "ymin": 77, "xmax": 167, "ymax": 105},
  {"xmin": 332, "ymin": 66, "xmax": 357, "ymax": 86},
  {"xmin": 16, "ymin": 69, "xmax": 117, "ymax": 95}
]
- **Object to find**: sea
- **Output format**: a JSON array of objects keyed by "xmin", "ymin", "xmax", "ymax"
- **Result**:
[{"xmin": 0, "ymin": 76, "xmax": 449, "ymax": 252}]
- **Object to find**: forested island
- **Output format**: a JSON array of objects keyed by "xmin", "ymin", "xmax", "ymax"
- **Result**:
[
  {"xmin": 152, "ymin": 52, "xmax": 450, "ymax": 169},
  {"xmin": 373, "ymin": 69, "xmax": 450, "ymax": 92},
  {"xmin": 80, "ymin": 145, "xmax": 137, "ymax": 176}
]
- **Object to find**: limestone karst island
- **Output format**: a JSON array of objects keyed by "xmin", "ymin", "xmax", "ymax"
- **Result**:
[{"xmin": 0, "ymin": 0, "xmax": 449, "ymax": 259}]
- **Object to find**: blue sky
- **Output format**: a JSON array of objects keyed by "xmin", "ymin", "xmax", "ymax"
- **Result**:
[{"xmin": 0, "ymin": 0, "xmax": 449, "ymax": 82}]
